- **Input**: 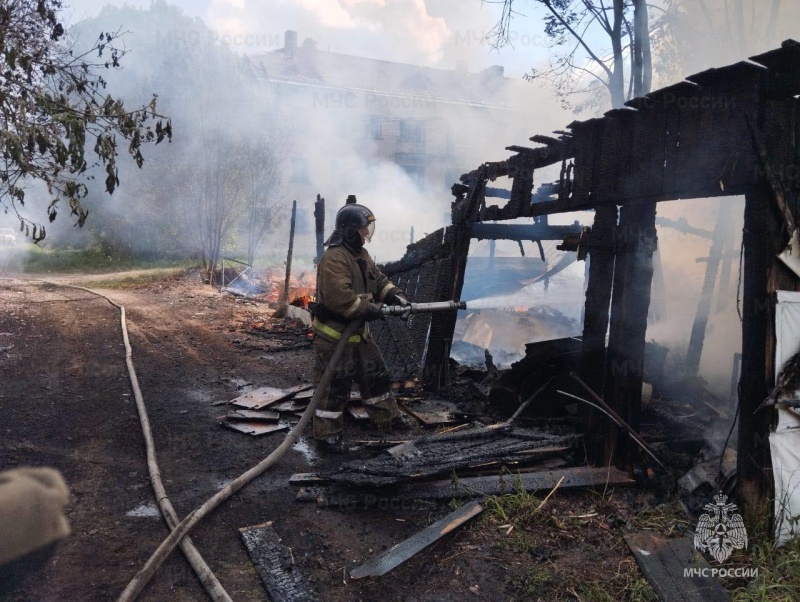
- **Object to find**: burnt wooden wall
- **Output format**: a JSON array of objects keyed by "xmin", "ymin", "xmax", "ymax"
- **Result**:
[{"xmin": 376, "ymin": 40, "xmax": 800, "ymax": 518}]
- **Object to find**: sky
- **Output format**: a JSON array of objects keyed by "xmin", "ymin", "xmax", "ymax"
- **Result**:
[{"xmin": 62, "ymin": 0, "xmax": 556, "ymax": 79}]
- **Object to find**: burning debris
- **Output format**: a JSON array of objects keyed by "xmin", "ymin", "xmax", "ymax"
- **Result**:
[{"xmin": 222, "ymin": 265, "xmax": 316, "ymax": 306}]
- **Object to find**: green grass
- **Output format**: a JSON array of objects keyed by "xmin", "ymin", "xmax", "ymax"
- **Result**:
[
  {"xmin": 1, "ymin": 244, "xmax": 193, "ymax": 275},
  {"xmin": 479, "ymin": 483, "xmax": 664, "ymax": 601},
  {"xmin": 572, "ymin": 568, "xmax": 657, "ymax": 602},
  {"xmin": 76, "ymin": 269, "xmax": 190, "ymax": 289},
  {"xmin": 481, "ymin": 483, "xmax": 800, "ymax": 601},
  {"xmin": 732, "ymin": 536, "xmax": 800, "ymax": 601},
  {"xmin": 730, "ymin": 499, "xmax": 800, "ymax": 602},
  {"xmin": 627, "ymin": 498, "xmax": 692, "ymax": 536}
]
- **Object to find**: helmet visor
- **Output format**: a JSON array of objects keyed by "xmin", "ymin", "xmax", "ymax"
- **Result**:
[{"xmin": 359, "ymin": 221, "xmax": 375, "ymax": 243}]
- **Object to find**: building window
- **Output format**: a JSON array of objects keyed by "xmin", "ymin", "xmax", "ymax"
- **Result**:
[
  {"xmin": 291, "ymin": 157, "xmax": 309, "ymax": 184},
  {"xmin": 401, "ymin": 165, "xmax": 425, "ymax": 188},
  {"xmin": 367, "ymin": 115, "xmax": 382, "ymax": 139},
  {"xmin": 399, "ymin": 119, "xmax": 425, "ymax": 149}
]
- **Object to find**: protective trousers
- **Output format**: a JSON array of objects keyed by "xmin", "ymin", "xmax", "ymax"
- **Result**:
[{"xmin": 312, "ymin": 336, "xmax": 399, "ymax": 439}]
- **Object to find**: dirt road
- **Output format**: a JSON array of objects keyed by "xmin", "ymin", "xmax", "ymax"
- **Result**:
[{"xmin": 0, "ymin": 271, "xmax": 511, "ymax": 601}]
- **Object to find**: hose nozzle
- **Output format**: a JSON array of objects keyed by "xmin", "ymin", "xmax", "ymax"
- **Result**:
[{"xmin": 380, "ymin": 301, "xmax": 466, "ymax": 317}]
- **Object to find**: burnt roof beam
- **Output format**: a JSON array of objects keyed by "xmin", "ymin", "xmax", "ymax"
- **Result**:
[{"xmin": 469, "ymin": 223, "xmax": 583, "ymax": 241}]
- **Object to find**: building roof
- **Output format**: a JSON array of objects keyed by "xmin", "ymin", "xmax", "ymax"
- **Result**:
[{"xmin": 247, "ymin": 37, "xmax": 524, "ymax": 110}]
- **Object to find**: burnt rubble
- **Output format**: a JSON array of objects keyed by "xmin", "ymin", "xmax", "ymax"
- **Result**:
[{"xmin": 369, "ymin": 42, "xmax": 800, "ymax": 515}]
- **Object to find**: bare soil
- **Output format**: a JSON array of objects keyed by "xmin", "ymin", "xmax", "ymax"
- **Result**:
[{"xmin": 0, "ymin": 269, "xmax": 685, "ymax": 601}]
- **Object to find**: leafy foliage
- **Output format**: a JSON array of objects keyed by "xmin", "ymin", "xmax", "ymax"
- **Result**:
[
  {"xmin": 0, "ymin": 0, "xmax": 171, "ymax": 241},
  {"xmin": 66, "ymin": 2, "xmax": 286, "ymax": 275}
]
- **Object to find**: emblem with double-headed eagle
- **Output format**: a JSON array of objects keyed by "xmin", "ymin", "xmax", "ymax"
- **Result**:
[{"xmin": 694, "ymin": 491, "xmax": 748, "ymax": 563}]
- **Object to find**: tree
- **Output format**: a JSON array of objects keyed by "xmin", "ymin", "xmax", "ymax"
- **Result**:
[
  {"xmin": 487, "ymin": 0, "xmax": 656, "ymax": 110},
  {"xmin": 240, "ymin": 135, "xmax": 285, "ymax": 267},
  {"xmin": 68, "ymin": 2, "xmax": 285, "ymax": 272},
  {"xmin": 0, "ymin": 0, "xmax": 171, "ymax": 241},
  {"xmin": 182, "ymin": 129, "xmax": 245, "ymax": 279}
]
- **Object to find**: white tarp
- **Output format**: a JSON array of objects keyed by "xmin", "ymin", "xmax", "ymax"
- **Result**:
[
  {"xmin": 772, "ymin": 291, "xmax": 800, "ymax": 544},
  {"xmin": 771, "ymin": 430, "xmax": 800, "ymax": 545}
]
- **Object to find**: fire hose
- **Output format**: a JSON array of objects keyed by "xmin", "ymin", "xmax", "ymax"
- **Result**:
[
  {"xmin": 118, "ymin": 301, "xmax": 465, "ymax": 598},
  {"xmin": 117, "ymin": 319, "xmax": 363, "ymax": 602},
  {"xmin": 10, "ymin": 280, "xmax": 232, "ymax": 601}
]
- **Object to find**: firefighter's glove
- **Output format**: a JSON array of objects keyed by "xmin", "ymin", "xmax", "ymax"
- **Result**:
[
  {"xmin": 365, "ymin": 302, "xmax": 384, "ymax": 321},
  {"xmin": 386, "ymin": 289, "xmax": 410, "ymax": 307}
]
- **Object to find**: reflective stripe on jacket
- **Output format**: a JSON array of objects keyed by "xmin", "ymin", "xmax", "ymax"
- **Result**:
[{"xmin": 314, "ymin": 319, "xmax": 367, "ymax": 343}]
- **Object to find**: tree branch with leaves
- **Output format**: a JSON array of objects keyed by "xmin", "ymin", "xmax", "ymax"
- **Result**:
[{"xmin": 0, "ymin": 0, "xmax": 171, "ymax": 241}]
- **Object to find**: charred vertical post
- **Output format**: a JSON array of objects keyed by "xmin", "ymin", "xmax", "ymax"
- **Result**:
[
  {"xmin": 282, "ymin": 200, "xmax": 297, "ymax": 305},
  {"xmin": 314, "ymin": 194, "xmax": 325, "ymax": 265},
  {"xmin": 738, "ymin": 182, "xmax": 781, "ymax": 522},
  {"xmin": 685, "ymin": 202, "xmax": 731, "ymax": 376},
  {"xmin": 422, "ymin": 172, "xmax": 486, "ymax": 390},
  {"xmin": 603, "ymin": 202, "xmax": 658, "ymax": 469},
  {"xmin": 504, "ymin": 154, "xmax": 534, "ymax": 219},
  {"xmin": 579, "ymin": 205, "xmax": 618, "ymax": 464}
]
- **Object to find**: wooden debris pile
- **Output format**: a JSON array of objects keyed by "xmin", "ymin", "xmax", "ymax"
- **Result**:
[{"xmin": 215, "ymin": 384, "xmax": 314, "ymax": 436}]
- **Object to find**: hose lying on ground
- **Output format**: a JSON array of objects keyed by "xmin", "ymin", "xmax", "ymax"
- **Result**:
[
  {"xmin": 43, "ymin": 282, "xmax": 232, "ymax": 602},
  {"xmin": 117, "ymin": 319, "xmax": 363, "ymax": 602}
]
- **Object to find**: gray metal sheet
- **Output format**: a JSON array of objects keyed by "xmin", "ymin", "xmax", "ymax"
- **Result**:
[
  {"xmin": 349, "ymin": 500, "xmax": 484, "ymax": 579},
  {"xmin": 222, "ymin": 421, "xmax": 290, "ymax": 436},
  {"xmin": 225, "ymin": 409, "xmax": 280, "ymax": 422}
]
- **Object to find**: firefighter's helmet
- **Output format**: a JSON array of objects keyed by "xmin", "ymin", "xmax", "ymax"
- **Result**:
[{"xmin": 335, "ymin": 203, "xmax": 375, "ymax": 243}]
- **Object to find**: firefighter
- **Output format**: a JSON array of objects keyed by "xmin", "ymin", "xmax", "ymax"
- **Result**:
[{"xmin": 311, "ymin": 200, "xmax": 412, "ymax": 450}]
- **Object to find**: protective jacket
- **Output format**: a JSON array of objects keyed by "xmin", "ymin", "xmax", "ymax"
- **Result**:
[{"xmin": 313, "ymin": 243, "xmax": 397, "ymax": 342}]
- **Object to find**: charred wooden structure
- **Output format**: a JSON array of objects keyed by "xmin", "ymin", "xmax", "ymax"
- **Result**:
[{"xmin": 376, "ymin": 40, "xmax": 800, "ymax": 517}]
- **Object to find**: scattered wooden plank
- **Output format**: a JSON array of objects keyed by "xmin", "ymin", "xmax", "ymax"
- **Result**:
[
  {"xmin": 293, "ymin": 389, "xmax": 315, "ymax": 401},
  {"xmin": 229, "ymin": 383, "xmax": 313, "ymax": 410},
  {"xmin": 401, "ymin": 466, "xmax": 633, "ymax": 500},
  {"xmin": 240, "ymin": 522, "xmax": 319, "ymax": 602},
  {"xmin": 289, "ymin": 459, "xmax": 567, "ymax": 489},
  {"xmin": 331, "ymin": 427, "xmax": 578, "ymax": 486},
  {"xmin": 289, "ymin": 473, "xmax": 330, "ymax": 486},
  {"xmin": 513, "ymin": 446, "xmax": 570, "ymax": 457},
  {"xmin": 353, "ymin": 439, "xmax": 410, "ymax": 448},
  {"xmin": 225, "ymin": 409, "xmax": 280, "ymax": 422},
  {"xmin": 221, "ymin": 421, "xmax": 290, "ymax": 436},
  {"xmin": 624, "ymin": 531, "xmax": 730, "ymax": 602},
  {"xmin": 285, "ymin": 383, "xmax": 314, "ymax": 395},
  {"xmin": 273, "ymin": 400, "xmax": 308, "ymax": 412},
  {"xmin": 298, "ymin": 466, "xmax": 634, "ymax": 505},
  {"xmin": 230, "ymin": 386, "xmax": 293, "ymax": 410},
  {"xmin": 349, "ymin": 500, "xmax": 485, "ymax": 579}
]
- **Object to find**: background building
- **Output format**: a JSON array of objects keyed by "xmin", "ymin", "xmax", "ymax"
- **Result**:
[{"xmin": 248, "ymin": 30, "xmax": 543, "ymax": 262}]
